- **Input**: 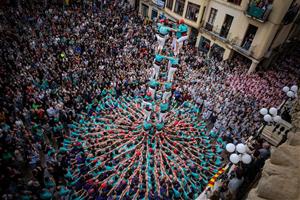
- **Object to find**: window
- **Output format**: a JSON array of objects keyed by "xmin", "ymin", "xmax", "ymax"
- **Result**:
[
  {"xmin": 185, "ymin": 2, "xmax": 200, "ymax": 21},
  {"xmin": 151, "ymin": 9, "xmax": 158, "ymax": 20},
  {"xmin": 199, "ymin": 36, "xmax": 211, "ymax": 53},
  {"xmin": 210, "ymin": 44, "xmax": 225, "ymax": 61},
  {"xmin": 207, "ymin": 8, "xmax": 217, "ymax": 25},
  {"xmin": 189, "ymin": 27, "xmax": 198, "ymax": 46},
  {"xmin": 141, "ymin": 4, "xmax": 149, "ymax": 17},
  {"xmin": 166, "ymin": 0, "xmax": 174, "ymax": 10},
  {"xmin": 174, "ymin": 0, "xmax": 185, "ymax": 16},
  {"xmin": 205, "ymin": 8, "xmax": 217, "ymax": 31},
  {"xmin": 227, "ymin": 0, "xmax": 242, "ymax": 5},
  {"xmin": 220, "ymin": 14, "xmax": 234, "ymax": 38},
  {"xmin": 242, "ymin": 24, "xmax": 258, "ymax": 50},
  {"xmin": 283, "ymin": 1, "xmax": 298, "ymax": 24}
]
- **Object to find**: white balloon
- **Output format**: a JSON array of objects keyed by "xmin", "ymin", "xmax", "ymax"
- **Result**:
[
  {"xmin": 263, "ymin": 114, "xmax": 272, "ymax": 122},
  {"xmin": 273, "ymin": 115, "xmax": 282, "ymax": 123},
  {"xmin": 282, "ymin": 86, "xmax": 289, "ymax": 93},
  {"xmin": 287, "ymin": 91, "xmax": 295, "ymax": 98},
  {"xmin": 229, "ymin": 153, "xmax": 240, "ymax": 164},
  {"xmin": 259, "ymin": 108, "xmax": 268, "ymax": 115},
  {"xmin": 291, "ymin": 85, "xmax": 298, "ymax": 93},
  {"xmin": 226, "ymin": 143, "xmax": 236, "ymax": 153},
  {"xmin": 269, "ymin": 107, "xmax": 278, "ymax": 116},
  {"xmin": 236, "ymin": 143, "xmax": 246, "ymax": 154},
  {"xmin": 241, "ymin": 154, "xmax": 252, "ymax": 164}
]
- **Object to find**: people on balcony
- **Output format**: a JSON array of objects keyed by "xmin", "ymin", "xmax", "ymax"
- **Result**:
[
  {"xmin": 249, "ymin": 0, "xmax": 273, "ymax": 20},
  {"xmin": 242, "ymin": 34, "xmax": 254, "ymax": 50}
]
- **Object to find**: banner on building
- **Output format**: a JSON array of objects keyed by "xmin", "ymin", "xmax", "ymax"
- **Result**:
[{"xmin": 152, "ymin": 0, "xmax": 165, "ymax": 8}]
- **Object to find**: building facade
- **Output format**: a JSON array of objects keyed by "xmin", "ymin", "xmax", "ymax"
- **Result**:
[{"xmin": 138, "ymin": 0, "xmax": 300, "ymax": 73}]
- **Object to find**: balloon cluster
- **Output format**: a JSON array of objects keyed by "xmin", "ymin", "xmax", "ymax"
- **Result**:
[
  {"xmin": 225, "ymin": 143, "xmax": 252, "ymax": 164},
  {"xmin": 259, "ymin": 107, "xmax": 281, "ymax": 123},
  {"xmin": 282, "ymin": 85, "xmax": 298, "ymax": 98}
]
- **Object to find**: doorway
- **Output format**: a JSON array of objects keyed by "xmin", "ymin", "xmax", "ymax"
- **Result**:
[
  {"xmin": 151, "ymin": 9, "xmax": 158, "ymax": 20},
  {"xmin": 189, "ymin": 27, "xmax": 198, "ymax": 46},
  {"xmin": 220, "ymin": 14, "xmax": 234, "ymax": 38},
  {"xmin": 210, "ymin": 44, "xmax": 225, "ymax": 61},
  {"xmin": 141, "ymin": 3, "xmax": 149, "ymax": 17},
  {"xmin": 242, "ymin": 24, "xmax": 258, "ymax": 50},
  {"xmin": 199, "ymin": 36, "xmax": 211, "ymax": 53}
]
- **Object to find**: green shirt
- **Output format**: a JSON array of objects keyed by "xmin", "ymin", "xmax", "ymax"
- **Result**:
[{"xmin": 160, "ymin": 102, "xmax": 169, "ymax": 112}]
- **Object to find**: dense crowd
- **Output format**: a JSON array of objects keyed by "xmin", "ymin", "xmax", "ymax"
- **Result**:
[{"xmin": 0, "ymin": 0, "xmax": 299, "ymax": 199}]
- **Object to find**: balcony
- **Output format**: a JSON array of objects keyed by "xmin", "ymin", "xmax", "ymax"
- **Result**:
[
  {"xmin": 201, "ymin": 23, "xmax": 256, "ymax": 57},
  {"xmin": 246, "ymin": 1, "xmax": 272, "ymax": 22},
  {"xmin": 231, "ymin": 38, "xmax": 256, "ymax": 57},
  {"xmin": 202, "ymin": 23, "xmax": 231, "ymax": 43}
]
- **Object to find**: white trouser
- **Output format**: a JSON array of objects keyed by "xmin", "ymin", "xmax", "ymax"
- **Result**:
[
  {"xmin": 177, "ymin": 35, "xmax": 188, "ymax": 52},
  {"xmin": 167, "ymin": 60, "xmax": 171, "ymax": 69},
  {"xmin": 177, "ymin": 35, "xmax": 188, "ymax": 44},
  {"xmin": 171, "ymin": 35, "xmax": 188, "ymax": 55},
  {"xmin": 172, "ymin": 37, "xmax": 177, "ymax": 52},
  {"xmin": 167, "ymin": 67, "xmax": 177, "ymax": 82},
  {"xmin": 142, "ymin": 100, "xmax": 152, "ymax": 109},
  {"xmin": 148, "ymin": 87, "xmax": 156, "ymax": 99},
  {"xmin": 151, "ymin": 63, "xmax": 160, "ymax": 80},
  {"xmin": 159, "ymin": 112, "xmax": 167, "ymax": 122},
  {"xmin": 156, "ymin": 34, "xmax": 168, "ymax": 51},
  {"xmin": 144, "ymin": 109, "xmax": 151, "ymax": 121},
  {"xmin": 162, "ymin": 91, "xmax": 172, "ymax": 101}
]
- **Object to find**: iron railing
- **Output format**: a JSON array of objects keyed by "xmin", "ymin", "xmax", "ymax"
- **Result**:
[
  {"xmin": 201, "ymin": 23, "xmax": 257, "ymax": 56},
  {"xmin": 246, "ymin": 1, "xmax": 272, "ymax": 22}
]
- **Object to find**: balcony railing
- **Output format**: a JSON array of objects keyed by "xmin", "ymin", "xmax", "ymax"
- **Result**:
[
  {"xmin": 231, "ymin": 38, "xmax": 256, "ymax": 57},
  {"xmin": 202, "ymin": 23, "xmax": 231, "ymax": 42},
  {"xmin": 246, "ymin": 1, "xmax": 272, "ymax": 22},
  {"xmin": 201, "ymin": 23, "xmax": 256, "ymax": 57}
]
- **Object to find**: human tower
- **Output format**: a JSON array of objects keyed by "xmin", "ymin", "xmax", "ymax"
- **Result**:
[{"xmin": 62, "ymin": 19, "xmax": 225, "ymax": 199}]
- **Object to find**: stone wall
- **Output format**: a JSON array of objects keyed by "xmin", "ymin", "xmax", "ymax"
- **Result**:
[{"xmin": 247, "ymin": 93, "xmax": 300, "ymax": 200}]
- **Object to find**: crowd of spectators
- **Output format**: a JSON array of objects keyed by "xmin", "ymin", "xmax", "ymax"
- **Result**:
[{"xmin": 0, "ymin": 0, "xmax": 299, "ymax": 199}]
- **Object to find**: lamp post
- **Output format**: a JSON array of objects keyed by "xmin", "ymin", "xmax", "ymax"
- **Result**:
[
  {"xmin": 281, "ymin": 85, "xmax": 298, "ymax": 110},
  {"xmin": 259, "ymin": 107, "xmax": 282, "ymax": 125},
  {"xmin": 280, "ymin": 85, "xmax": 298, "ymax": 121},
  {"xmin": 258, "ymin": 107, "xmax": 282, "ymax": 137},
  {"xmin": 225, "ymin": 143, "xmax": 252, "ymax": 165},
  {"xmin": 282, "ymin": 85, "xmax": 298, "ymax": 99}
]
